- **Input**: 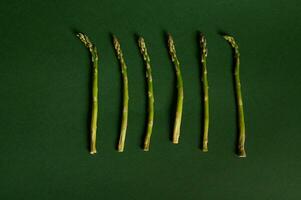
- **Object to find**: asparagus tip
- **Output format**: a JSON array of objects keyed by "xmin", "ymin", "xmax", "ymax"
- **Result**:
[
  {"xmin": 112, "ymin": 34, "xmax": 118, "ymax": 43},
  {"xmin": 223, "ymin": 35, "xmax": 239, "ymax": 49},
  {"xmin": 167, "ymin": 33, "xmax": 174, "ymax": 44},
  {"xmin": 200, "ymin": 32, "xmax": 205, "ymax": 40},
  {"xmin": 138, "ymin": 36, "xmax": 144, "ymax": 42},
  {"xmin": 138, "ymin": 37, "xmax": 146, "ymax": 51},
  {"xmin": 76, "ymin": 32, "xmax": 84, "ymax": 39},
  {"xmin": 77, "ymin": 32, "xmax": 93, "ymax": 51},
  {"xmin": 223, "ymin": 35, "xmax": 235, "ymax": 43},
  {"xmin": 200, "ymin": 33, "xmax": 208, "ymax": 60},
  {"xmin": 223, "ymin": 35, "xmax": 233, "ymax": 40}
]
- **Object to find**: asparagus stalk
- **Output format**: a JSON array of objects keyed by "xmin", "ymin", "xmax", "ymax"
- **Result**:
[
  {"xmin": 167, "ymin": 34, "xmax": 184, "ymax": 144},
  {"xmin": 223, "ymin": 35, "xmax": 246, "ymax": 158},
  {"xmin": 113, "ymin": 35, "xmax": 129, "ymax": 152},
  {"xmin": 77, "ymin": 33, "xmax": 99, "ymax": 154},
  {"xmin": 200, "ymin": 33, "xmax": 209, "ymax": 152},
  {"xmin": 138, "ymin": 37, "xmax": 155, "ymax": 151}
]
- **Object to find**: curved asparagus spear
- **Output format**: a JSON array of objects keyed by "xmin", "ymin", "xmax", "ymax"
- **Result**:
[
  {"xmin": 138, "ymin": 37, "xmax": 155, "ymax": 151},
  {"xmin": 113, "ymin": 35, "xmax": 129, "ymax": 152},
  {"xmin": 200, "ymin": 33, "xmax": 209, "ymax": 152},
  {"xmin": 167, "ymin": 34, "xmax": 184, "ymax": 144},
  {"xmin": 224, "ymin": 35, "xmax": 246, "ymax": 158},
  {"xmin": 77, "ymin": 33, "xmax": 99, "ymax": 154}
]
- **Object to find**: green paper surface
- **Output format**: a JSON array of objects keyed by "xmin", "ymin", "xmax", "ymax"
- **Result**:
[{"xmin": 0, "ymin": 0, "xmax": 300, "ymax": 199}]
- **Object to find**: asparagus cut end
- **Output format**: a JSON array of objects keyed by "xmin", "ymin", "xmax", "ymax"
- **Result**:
[
  {"xmin": 143, "ymin": 147, "xmax": 150, "ymax": 152},
  {"xmin": 143, "ymin": 139, "xmax": 151, "ymax": 151},
  {"xmin": 238, "ymin": 149, "xmax": 246, "ymax": 158},
  {"xmin": 90, "ymin": 150, "xmax": 97, "ymax": 155},
  {"xmin": 118, "ymin": 140, "xmax": 125, "ymax": 152},
  {"xmin": 172, "ymin": 137, "xmax": 179, "ymax": 144},
  {"xmin": 202, "ymin": 142, "xmax": 208, "ymax": 152}
]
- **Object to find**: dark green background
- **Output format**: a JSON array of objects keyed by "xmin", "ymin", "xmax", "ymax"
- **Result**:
[{"xmin": 0, "ymin": 0, "xmax": 300, "ymax": 199}]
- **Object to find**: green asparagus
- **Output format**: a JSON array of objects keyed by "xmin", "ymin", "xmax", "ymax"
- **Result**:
[
  {"xmin": 167, "ymin": 34, "xmax": 184, "ymax": 144},
  {"xmin": 224, "ymin": 35, "xmax": 246, "ymax": 158},
  {"xmin": 113, "ymin": 35, "xmax": 129, "ymax": 152},
  {"xmin": 138, "ymin": 37, "xmax": 155, "ymax": 151},
  {"xmin": 77, "ymin": 33, "xmax": 99, "ymax": 154},
  {"xmin": 200, "ymin": 33, "xmax": 209, "ymax": 152}
]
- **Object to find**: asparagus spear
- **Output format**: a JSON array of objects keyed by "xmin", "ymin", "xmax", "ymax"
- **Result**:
[
  {"xmin": 113, "ymin": 35, "xmax": 129, "ymax": 152},
  {"xmin": 223, "ymin": 35, "xmax": 246, "ymax": 158},
  {"xmin": 167, "ymin": 34, "xmax": 184, "ymax": 144},
  {"xmin": 77, "ymin": 33, "xmax": 99, "ymax": 154},
  {"xmin": 138, "ymin": 37, "xmax": 155, "ymax": 151},
  {"xmin": 200, "ymin": 33, "xmax": 209, "ymax": 152}
]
